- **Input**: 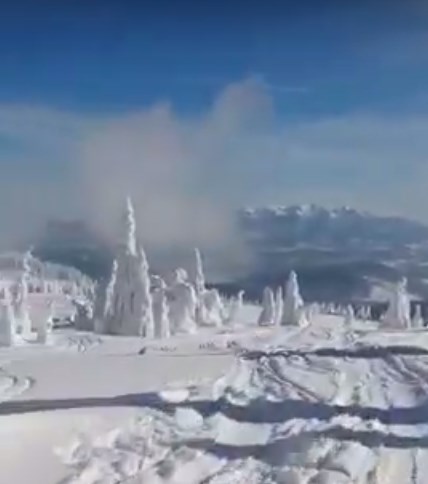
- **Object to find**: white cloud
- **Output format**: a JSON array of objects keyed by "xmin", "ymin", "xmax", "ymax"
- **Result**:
[{"xmin": 0, "ymin": 78, "xmax": 428, "ymax": 252}]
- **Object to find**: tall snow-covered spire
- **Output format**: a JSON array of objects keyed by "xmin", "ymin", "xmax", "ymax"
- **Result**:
[
  {"xmin": 153, "ymin": 278, "xmax": 170, "ymax": 339},
  {"xmin": 411, "ymin": 304, "xmax": 424, "ymax": 329},
  {"xmin": 137, "ymin": 245, "xmax": 154, "ymax": 338},
  {"xmin": 282, "ymin": 270, "xmax": 305, "ymax": 326},
  {"xmin": 0, "ymin": 289, "xmax": 17, "ymax": 346},
  {"xmin": 193, "ymin": 248, "xmax": 206, "ymax": 297},
  {"xmin": 344, "ymin": 304, "xmax": 355, "ymax": 326},
  {"xmin": 258, "ymin": 287, "xmax": 275, "ymax": 326},
  {"xmin": 383, "ymin": 278, "xmax": 411, "ymax": 329},
  {"xmin": 274, "ymin": 286, "xmax": 284, "ymax": 326},
  {"xmin": 121, "ymin": 196, "xmax": 137, "ymax": 255}
]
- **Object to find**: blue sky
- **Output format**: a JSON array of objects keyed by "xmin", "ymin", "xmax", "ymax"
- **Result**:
[
  {"xmin": 0, "ymin": 0, "xmax": 428, "ymax": 247},
  {"xmin": 0, "ymin": 1, "xmax": 426, "ymax": 114}
]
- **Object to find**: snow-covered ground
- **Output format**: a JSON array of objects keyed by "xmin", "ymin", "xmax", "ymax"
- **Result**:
[{"xmin": 2, "ymin": 307, "xmax": 428, "ymax": 483}]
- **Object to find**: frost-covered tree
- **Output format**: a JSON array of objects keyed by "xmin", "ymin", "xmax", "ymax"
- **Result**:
[
  {"xmin": 0, "ymin": 291, "xmax": 17, "ymax": 346},
  {"xmin": 307, "ymin": 302, "xmax": 320, "ymax": 321},
  {"xmin": 192, "ymin": 249, "xmax": 208, "ymax": 326},
  {"xmin": 36, "ymin": 302, "xmax": 53, "ymax": 344},
  {"xmin": 202, "ymin": 289, "xmax": 225, "ymax": 327},
  {"xmin": 95, "ymin": 260, "xmax": 118, "ymax": 334},
  {"xmin": 258, "ymin": 287, "xmax": 275, "ymax": 326},
  {"xmin": 136, "ymin": 246, "xmax": 154, "ymax": 338},
  {"xmin": 192, "ymin": 248, "xmax": 206, "ymax": 297},
  {"xmin": 274, "ymin": 286, "xmax": 284, "ymax": 326},
  {"xmin": 227, "ymin": 290, "xmax": 245, "ymax": 325},
  {"xmin": 383, "ymin": 278, "xmax": 411, "ymax": 329},
  {"xmin": 73, "ymin": 299, "xmax": 94, "ymax": 331},
  {"xmin": 152, "ymin": 279, "xmax": 170, "ymax": 338},
  {"xmin": 282, "ymin": 271, "xmax": 305, "ymax": 326},
  {"xmin": 106, "ymin": 197, "xmax": 154, "ymax": 337},
  {"xmin": 169, "ymin": 274, "xmax": 198, "ymax": 334},
  {"xmin": 13, "ymin": 276, "xmax": 31, "ymax": 336},
  {"xmin": 412, "ymin": 304, "xmax": 424, "ymax": 329},
  {"xmin": 344, "ymin": 304, "xmax": 355, "ymax": 326}
]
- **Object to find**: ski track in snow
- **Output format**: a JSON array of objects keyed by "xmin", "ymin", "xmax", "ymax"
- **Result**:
[{"xmin": 4, "ymin": 316, "xmax": 428, "ymax": 483}]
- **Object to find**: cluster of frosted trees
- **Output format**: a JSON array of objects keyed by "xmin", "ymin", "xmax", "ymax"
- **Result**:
[
  {"xmin": 257, "ymin": 271, "xmax": 425, "ymax": 330},
  {"xmin": 0, "ymin": 252, "xmax": 54, "ymax": 346},
  {"xmin": 91, "ymin": 199, "xmax": 241, "ymax": 338},
  {"xmin": 381, "ymin": 277, "xmax": 423, "ymax": 329},
  {"xmin": 258, "ymin": 271, "xmax": 308, "ymax": 327},
  {"xmin": 91, "ymin": 199, "xmax": 426, "ymax": 338}
]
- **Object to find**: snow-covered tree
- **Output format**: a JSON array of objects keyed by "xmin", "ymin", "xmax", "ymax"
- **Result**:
[
  {"xmin": 0, "ymin": 292, "xmax": 17, "ymax": 346},
  {"xmin": 152, "ymin": 278, "xmax": 170, "ymax": 338},
  {"xmin": 36, "ymin": 302, "xmax": 53, "ymax": 344},
  {"xmin": 13, "ymin": 275, "xmax": 31, "ymax": 336},
  {"xmin": 192, "ymin": 249, "xmax": 207, "ymax": 326},
  {"xmin": 169, "ymin": 275, "xmax": 198, "ymax": 334},
  {"xmin": 227, "ymin": 290, "xmax": 245, "ymax": 325},
  {"xmin": 73, "ymin": 299, "xmax": 94, "ymax": 331},
  {"xmin": 357, "ymin": 305, "xmax": 371, "ymax": 321},
  {"xmin": 136, "ymin": 246, "xmax": 154, "ymax": 338},
  {"xmin": 192, "ymin": 248, "xmax": 206, "ymax": 297},
  {"xmin": 383, "ymin": 278, "xmax": 411, "ymax": 329},
  {"xmin": 106, "ymin": 198, "xmax": 155, "ymax": 337},
  {"xmin": 307, "ymin": 302, "xmax": 320, "ymax": 321},
  {"xmin": 274, "ymin": 286, "xmax": 284, "ymax": 326},
  {"xmin": 202, "ymin": 289, "xmax": 225, "ymax": 327},
  {"xmin": 258, "ymin": 287, "xmax": 275, "ymax": 326},
  {"xmin": 412, "ymin": 304, "xmax": 424, "ymax": 329},
  {"xmin": 282, "ymin": 271, "xmax": 305, "ymax": 326},
  {"xmin": 344, "ymin": 304, "xmax": 355, "ymax": 326}
]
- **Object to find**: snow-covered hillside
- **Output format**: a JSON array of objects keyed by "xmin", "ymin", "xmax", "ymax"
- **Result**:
[
  {"xmin": 1, "ymin": 199, "xmax": 428, "ymax": 483},
  {"xmin": 1, "ymin": 312, "xmax": 428, "ymax": 483}
]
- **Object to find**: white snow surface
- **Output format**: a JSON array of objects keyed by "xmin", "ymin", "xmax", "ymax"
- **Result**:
[{"xmin": 2, "ymin": 306, "xmax": 428, "ymax": 483}]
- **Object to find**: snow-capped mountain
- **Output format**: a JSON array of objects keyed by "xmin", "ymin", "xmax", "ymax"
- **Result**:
[
  {"xmin": 236, "ymin": 205, "xmax": 428, "ymax": 302},
  {"xmin": 32, "ymin": 206, "xmax": 428, "ymax": 303},
  {"xmin": 239, "ymin": 204, "xmax": 428, "ymax": 248}
]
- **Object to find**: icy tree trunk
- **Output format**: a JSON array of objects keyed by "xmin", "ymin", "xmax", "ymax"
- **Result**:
[{"xmin": 258, "ymin": 287, "xmax": 275, "ymax": 326}]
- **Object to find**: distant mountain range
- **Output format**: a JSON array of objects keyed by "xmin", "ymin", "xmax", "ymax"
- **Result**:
[
  {"xmin": 32, "ymin": 206, "xmax": 428, "ymax": 303},
  {"xmin": 235, "ymin": 205, "xmax": 428, "ymax": 302}
]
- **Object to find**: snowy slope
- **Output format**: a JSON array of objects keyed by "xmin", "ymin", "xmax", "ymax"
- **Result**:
[{"xmin": 2, "ymin": 309, "xmax": 428, "ymax": 482}]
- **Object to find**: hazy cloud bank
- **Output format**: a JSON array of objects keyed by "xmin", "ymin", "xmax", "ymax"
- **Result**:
[{"xmin": 0, "ymin": 77, "xmax": 428, "ymax": 252}]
